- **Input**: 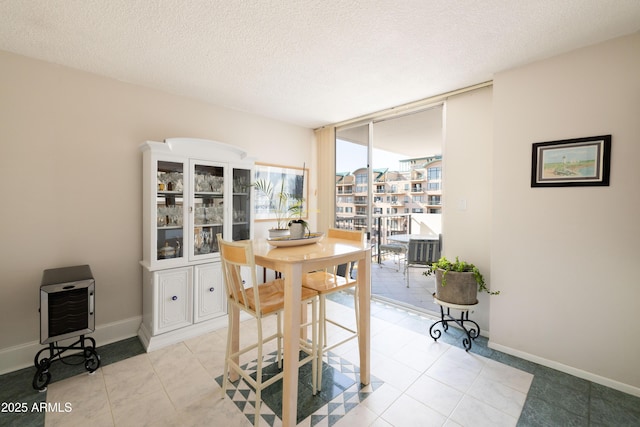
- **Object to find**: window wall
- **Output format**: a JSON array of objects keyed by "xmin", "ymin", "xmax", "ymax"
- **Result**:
[{"xmin": 334, "ymin": 106, "xmax": 444, "ymax": 242}]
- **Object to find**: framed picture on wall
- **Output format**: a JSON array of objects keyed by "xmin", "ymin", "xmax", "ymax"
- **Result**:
[
  {"xmin": 254, "ymin": 162, "xmax": 309, "ymax": 222},
  {"xmin": 531, "ymin": 135, "xmax": 611, "ymax": 187}
]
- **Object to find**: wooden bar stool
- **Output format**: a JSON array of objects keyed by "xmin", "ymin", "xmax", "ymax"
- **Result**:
[
  {"xmin": 217, "ymin": 234, "xmax": 319, "ymax": 426},
  {"xmin": 301, "ymin": 228, "xmax": 365, "ymax": 390}
]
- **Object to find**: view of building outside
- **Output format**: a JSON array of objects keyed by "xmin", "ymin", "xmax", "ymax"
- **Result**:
[{"xmin": 335, "ymin": 138, "xmax": 442, "ymax": 247}]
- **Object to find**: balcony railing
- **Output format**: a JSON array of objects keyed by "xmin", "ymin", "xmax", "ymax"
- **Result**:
[{"xmin": 372, "ymin": 214, "xmax": 411, "ymax": 263}]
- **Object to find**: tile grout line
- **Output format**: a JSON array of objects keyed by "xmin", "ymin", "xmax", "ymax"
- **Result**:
[{"xmin": 100, "ymin": 368, "xmax": 117, "ymax": 427}]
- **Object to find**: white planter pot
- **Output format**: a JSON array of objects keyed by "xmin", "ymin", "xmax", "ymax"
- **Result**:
[{"xmin": 288, "ymin": 222, "xmax": 306, "ymax": 239}]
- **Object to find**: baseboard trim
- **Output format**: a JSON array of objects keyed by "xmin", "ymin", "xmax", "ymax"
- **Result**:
[
  {"xmin": 138, "ymin": 317, "xmax": 229, "ymax": 352},
  {"xmin": 138, "ymin": 312, "xmax": 252, "ymax": 352},
  {"xmin": 488, "ymin": 341, "xmax": 640, "ymax": 398},
  {"xmin": 0, "ymin": 316, "xmax": 141, "ymax": 375}
]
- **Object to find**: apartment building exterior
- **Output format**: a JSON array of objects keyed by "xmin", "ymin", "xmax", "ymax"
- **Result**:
[{"xmin": 335, "ymin": 155, "xmax": 442, "ymax": 235}]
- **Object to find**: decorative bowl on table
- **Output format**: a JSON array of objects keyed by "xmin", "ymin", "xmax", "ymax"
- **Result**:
[{"xmin": 267, "ymin": 232, "xmax": 324, "ymax": 247}]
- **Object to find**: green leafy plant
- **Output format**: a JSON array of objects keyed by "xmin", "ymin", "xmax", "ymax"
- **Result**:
[{"xmin": 424, "ymin": 256, "xmax": 499, "ymax": 295}]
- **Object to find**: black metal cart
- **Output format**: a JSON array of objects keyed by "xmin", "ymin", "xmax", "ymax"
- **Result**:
[{"xmin": 33, "ymin": 265, "xmax": 100, "ymax": 391}]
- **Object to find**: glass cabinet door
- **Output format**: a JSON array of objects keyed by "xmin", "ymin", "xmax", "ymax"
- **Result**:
[
  {"xmin": 232, "ymin": 168, "xmax": 251, "ymax": 241},
  {"xmin": 191, "ymin": 161, "xmax": 224, "ymax": 260},
  {"xmin": 156, "ymin": 161, "xmax": 185, "ymax": 262}
]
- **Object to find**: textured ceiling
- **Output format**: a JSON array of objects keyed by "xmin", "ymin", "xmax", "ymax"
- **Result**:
[{"xmin": 1, "ymin": 1, "xmax": 639, "ymax": 129}]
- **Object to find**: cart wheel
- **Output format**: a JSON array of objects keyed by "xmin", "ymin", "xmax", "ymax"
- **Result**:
[
  {"xmin": 33, "ymin": 360, "xmax": 51, "ymax": 391},
  {"xmin": 84, "ymin": 349, "xmax": 101, "ymax": 373}
]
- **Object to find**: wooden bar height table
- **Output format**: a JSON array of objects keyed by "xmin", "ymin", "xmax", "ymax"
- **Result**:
[{"xmin": 230, "ymin": 236, "xmax": 372, "ymax": 426}]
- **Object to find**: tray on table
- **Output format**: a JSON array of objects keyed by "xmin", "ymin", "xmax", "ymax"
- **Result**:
[{"xmin": 267, "ymin": 232, "xmax": 324, "ymax": 247}]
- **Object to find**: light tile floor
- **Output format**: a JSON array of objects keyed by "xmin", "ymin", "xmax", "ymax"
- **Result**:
[
  {"xmin": 3, "ymin": 293, "xmax": 640, "ymax": 426},
  {"xmin": 44, "ymin": 299, "xmax": 532, "ymax": 427}
]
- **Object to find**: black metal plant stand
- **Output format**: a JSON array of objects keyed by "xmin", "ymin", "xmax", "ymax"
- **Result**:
[
  {"xmin": 32, "ymin": 335, "xmax": 101, "ymax": 391},
  {"xmin": 429, "ymin": 294, "xmax": 480, "ymax": 351}
]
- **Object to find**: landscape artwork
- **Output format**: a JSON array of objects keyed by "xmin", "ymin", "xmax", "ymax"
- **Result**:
[{"xmin": 531, "ymin": 135, "xmax": 611, "ymax": 187}]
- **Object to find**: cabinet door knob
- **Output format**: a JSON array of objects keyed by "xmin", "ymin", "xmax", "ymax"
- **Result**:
[
  {"xmin": 171, "ymin": 296, "xmax": 178, "ymax": 301},
  {"xmin": 209, "ymin": 287, "xmax": 215, "ymax": 292}
]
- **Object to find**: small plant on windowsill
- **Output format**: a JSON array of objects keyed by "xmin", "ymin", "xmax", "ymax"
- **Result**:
[
  {"xmin": 424, "ymin": 256, "xmax": 499, "ymax": 304},
  {"xmin": 287, "ymin": 198, "xmax": 309, "ymax": 239}
]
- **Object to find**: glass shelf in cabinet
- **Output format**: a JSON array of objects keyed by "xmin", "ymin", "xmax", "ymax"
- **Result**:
[{"xmin": 194, "ymin": 192, "xmax": 223, "ymax": 197}]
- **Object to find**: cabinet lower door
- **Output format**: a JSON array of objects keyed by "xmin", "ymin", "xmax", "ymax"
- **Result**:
[
  {"xmin": 155, "ymin": 267, "xmax": 193, "ymax": 334},
  {"xmin": 194, "ymin": 263, "xmax": 225, "ymax": 323}
]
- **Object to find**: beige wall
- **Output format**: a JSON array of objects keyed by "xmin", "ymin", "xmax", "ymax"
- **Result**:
[
  {"xmin": 490, "ymin": 33, "xmax": 640, "ymax": 393},
  {"xmin": 0, "ymin": 51, "xmax": 313, "ymax": 370},
  {"xmin": 441, "ymin": 86, "xmax": 494, "ymax": 331}
]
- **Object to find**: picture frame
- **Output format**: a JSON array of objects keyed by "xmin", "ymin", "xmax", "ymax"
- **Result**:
[
  {"xmin": 254, "ymin": 162, "xmax": 309, "ymax": 221},
  {"xmin": 531, "ymin": 135, "xmax": 611, "ymax": 187}
]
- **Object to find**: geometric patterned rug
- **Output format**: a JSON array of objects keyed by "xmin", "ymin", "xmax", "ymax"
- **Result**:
[{"xmin": 215, "ymin": 350, "xmax": 383, "ymax": 427}]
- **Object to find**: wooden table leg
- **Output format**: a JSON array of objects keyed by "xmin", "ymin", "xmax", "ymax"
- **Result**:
[
  {"xmin": 281, "ymin": 263, "xmax": 302, "ymax": 426},
  {"xmin": 358, "ymin": 249, "xmax": 371, "ymax": 385},
  {"xmin": 229, "ymin": 303, "xmax": 240, "ymax": 382}
]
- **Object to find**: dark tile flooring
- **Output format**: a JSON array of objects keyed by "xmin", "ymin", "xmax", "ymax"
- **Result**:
[
  {"xmin": 333, "ymin": 292, "xmax": 640, "ymax": 427},
  {"xmin": 215, "ymin": 349, "xmax": 383, "ymax": 426},
  {"xmin": 2, "ymin": 295, "xmax": 639, "ymax": 426}
]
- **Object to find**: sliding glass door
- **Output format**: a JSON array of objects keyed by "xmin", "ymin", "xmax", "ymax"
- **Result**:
[
  {"xmin": 334, "ymin": 106, "xmax": 444, "ymax": 312},
  {"xmin": 335, "ymin": 123, "xmax": 371, "ymax": 235}
]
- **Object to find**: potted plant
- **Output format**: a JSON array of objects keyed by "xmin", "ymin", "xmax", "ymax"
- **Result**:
[
  {"xmin": 287, "ymin": 198, "xmax": 309, "ymax": 239},
  {"xmin": 424, "ymin": 256, "xmax": 499, "ymax": 304},
  {"xmin": 253, "ymin": 178, "xmax": 291, "ymax": 238}
]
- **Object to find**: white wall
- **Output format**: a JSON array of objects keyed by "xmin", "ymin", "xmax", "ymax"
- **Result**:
[
  {"xmin": 409, "ymin": 213, "xmax": 442, "ymax": 236},
  {"xmin": 441, "ymin": 86, "xmax": 494, "ymax": 332},
  {"xmin": 490, "ymin": 33, "xmax": 640, "ymax": 393},
  {"xmin": 0, "ymin": 51, "xmax": 313, "ymax": 372}
]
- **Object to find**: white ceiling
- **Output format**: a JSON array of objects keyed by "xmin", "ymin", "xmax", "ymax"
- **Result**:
[{"xmin": 1, "ymin": 1, "xmax": 639, "ymax": 129}]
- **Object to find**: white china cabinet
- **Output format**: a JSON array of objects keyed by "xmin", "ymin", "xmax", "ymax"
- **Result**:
[{"xmin": 138, "ymin": 138, "xmax": 253, "ymax": 351}]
